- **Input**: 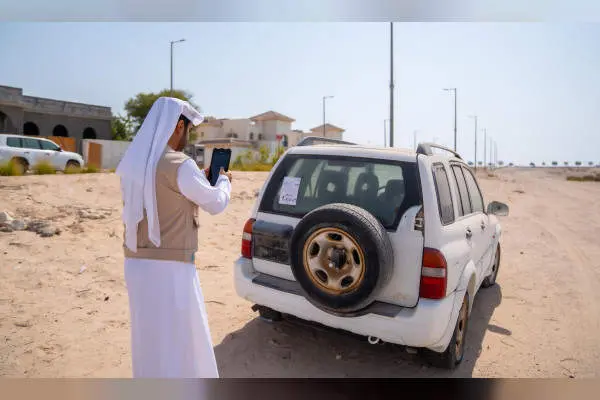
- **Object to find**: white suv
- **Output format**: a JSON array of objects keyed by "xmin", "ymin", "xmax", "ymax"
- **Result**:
[
  {"xmin": 234, "ymin": 137, "xmax": 509, "ymax": 369},
  {"xmin": 0, "ymin": 134, "xmax": 84, "ymax": 174}
]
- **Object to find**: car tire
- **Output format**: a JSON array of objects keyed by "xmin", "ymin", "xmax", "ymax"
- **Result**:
[
  {"xmin": 252, "ymin": 305, "xmax": 283, "ymax": 323},
  {"xmin": 11, "ymin": 158, "xmax": 28, "ymax": 175},
  {"xmin": 289, "ymin": 203, "xmax": 394, "ymax": 316},
  {"xmin": 482, "ymin": 245, "xmax": 501, "ymax": 288},
  {"xmin": 66, "ymin": 160, "xmax": 81, "ymax": 171},
  {"xmin": 423, "ymin": 293, "xmax": 469, "ymax": 370}
]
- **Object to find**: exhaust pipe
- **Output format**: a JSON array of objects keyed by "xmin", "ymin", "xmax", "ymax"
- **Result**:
[{"xmin": 367, "ymin": 336, "xmax": 381, "ymax": 345}]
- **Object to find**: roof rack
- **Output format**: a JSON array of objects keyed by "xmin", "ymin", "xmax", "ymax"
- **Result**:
[
  {"xmin": 296, "ymin": 136, "xmax": 356, "ymax": 147},
  {"xmin": 416, "ymin": 142, "xmax": 463, "ymax": 160}
]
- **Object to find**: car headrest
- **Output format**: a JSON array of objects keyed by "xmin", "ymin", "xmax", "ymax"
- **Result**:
[
  {"xmin": 317, "ymin": 170, "xmax": 348, "ymax": 198},
  {"xmin": 382, "ymin": 179, "xmax": 405, "ymax": 201},
  {"xmin": 354, "ymin": 172, "xmax": 379, "ymax": 199}
]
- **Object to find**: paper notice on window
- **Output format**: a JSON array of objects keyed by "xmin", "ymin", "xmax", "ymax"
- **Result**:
[{"xmin": 278, "ymin": 176, "xmax": 302, "ymax": 206}]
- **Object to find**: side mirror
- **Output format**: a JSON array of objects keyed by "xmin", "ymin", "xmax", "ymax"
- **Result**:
[{"xmin": 487, "ymin": 201, "xmax": 509, "ymax": 216}]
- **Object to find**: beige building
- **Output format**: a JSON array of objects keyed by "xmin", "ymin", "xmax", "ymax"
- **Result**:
[
  {"xmin": 193, "ymin": 110, "xmax": 344, "ymax": 149},
  {"xmin": 308, "ymin": 123, "xmax": 345, "ymax": 141}
]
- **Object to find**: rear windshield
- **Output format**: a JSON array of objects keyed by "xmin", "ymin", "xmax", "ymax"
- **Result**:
[{"xmin": 259, "ymin": 155, "xmax": 421, "ymax": 229}]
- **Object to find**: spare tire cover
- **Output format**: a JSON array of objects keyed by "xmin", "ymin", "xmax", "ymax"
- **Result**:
[{"xmin": 289, "ymin": 203, "xmax": 394, "ymax": 315}]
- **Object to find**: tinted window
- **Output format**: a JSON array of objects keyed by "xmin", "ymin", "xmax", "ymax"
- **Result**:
[
  {"xmin": 260, "ymin": 155, "xmax": 421, "ymax": 229},
  {"xmin": 451, "ymin": 165, "xmax": 471, "ymax": 216},
  {"xmin": 462, "ymin": 167, "xmax": 484, "ymax": 213},
  {"xmin": 22, "ymin": 138, "xmax": 41, "ymax": 149},
  {"xmin": 6, "ymin": 137, "xmax": 22, "ymax": 148},
  {"xmin": 432, "ymin": 163, "xmax": 455, "ymax": 225},
  {"xmin": 40, "ymin": 140, "xmax": 60, "ymax": 151}
]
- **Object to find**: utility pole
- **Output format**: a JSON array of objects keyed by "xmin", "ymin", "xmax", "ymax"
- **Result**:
[
  {"xmin": 413, "ymin": 130, "xmax": 418, "ymax": 150},
  {"xmin": 443, "ymin": 88, "xmax": 457, "ymax": 151},
  {"xmin": 483, "ymin": 129, "xmax": 487, "ymax": 170},
  {"xmin": 383, "ymin": 119, "xmax": 387, "ymax": 147},
  {"xmin": 490, "ymin": 137, "xmax": 493, "ymax": 169},
  {"xmin": 170, "ymin": 38, "xmax": 186, "ymax": 95},
  {"xmin": 322, "ymin": 95, "xmax": 334, "ymax": 137},
  {"xmin": 469, "ymin": 116, "xmax": 478, "ymax": 171},
  {"xmin": 389, "ymin": 22, "xmax": 394, "ymax": 147}
]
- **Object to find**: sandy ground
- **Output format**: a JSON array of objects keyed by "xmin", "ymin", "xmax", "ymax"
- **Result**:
[{"xmin": 1, "ymin": 167, "xmax": 600, "ymax": 378}]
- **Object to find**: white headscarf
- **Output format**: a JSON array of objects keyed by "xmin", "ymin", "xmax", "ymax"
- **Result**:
[{"xmin": 116, "ymin": 97, "xmax": 203, "ymax": 252}]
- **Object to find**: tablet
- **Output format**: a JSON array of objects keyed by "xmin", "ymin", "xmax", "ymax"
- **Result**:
[{"xmin": 207, "ymin": 148, "xmax": 232, "ymax": 186}]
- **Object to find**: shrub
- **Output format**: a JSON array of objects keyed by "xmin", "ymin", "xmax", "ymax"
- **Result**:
[
  {"xmin": 32, "ymin": 161, "xmax": 57, "ymax": 175},
  {"xmin": 64, "ymin": 164, "xmax": 82, "ymax": 174},
  {"xmin": 270, "ymin": 146, "xmax": 286, "ymax": 165},
  {"xmin": 258, "ymin": 145, "xmax": 270, "ymax": 164},
  {"xmin": 567, "ymin": 174, "xmax": 600, "ymax": 182},
  {"xmin": 82, "ymin": 165, "xmax": 100, "ymax": 174},
  {"xmin": 0, "ymin": 160, "xmax": 23, "ymax": 176}
]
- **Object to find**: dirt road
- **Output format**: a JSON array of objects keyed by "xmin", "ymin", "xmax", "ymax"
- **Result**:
[{"xmin": 1, "ymin": 168, "xmax": 599, "ymax": 377}]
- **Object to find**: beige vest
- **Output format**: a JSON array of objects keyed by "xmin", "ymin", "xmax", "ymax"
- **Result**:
[{"xmin": 123, "ymin": 149, "xmax": 200, "ymax": 263}]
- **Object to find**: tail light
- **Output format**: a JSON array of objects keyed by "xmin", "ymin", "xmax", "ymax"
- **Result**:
[
  {"xmin": 241, "ymin": 218, "xmax": 256, "ymax": 258},
  {"xmin": 419, "ymin": 248, "xmax": 447, "ymax": 299}
]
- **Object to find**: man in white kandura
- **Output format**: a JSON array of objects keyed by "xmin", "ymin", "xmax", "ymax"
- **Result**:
[{"xmin": 116, "ymin": 97, "xmax": 232, "ymax": 378}]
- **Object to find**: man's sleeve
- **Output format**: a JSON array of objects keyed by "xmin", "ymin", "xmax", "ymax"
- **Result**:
[{"xmin": 176, "ymin": 159, "xmax": 232, "ymax": 215}]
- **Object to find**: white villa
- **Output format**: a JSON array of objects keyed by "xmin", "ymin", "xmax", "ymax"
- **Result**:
[
  {"xmin": 189, "ymin": 110, "xmax": 344, "ymax": 167},
  {"xmin": 194, "ymin": 110, "xmax": 344, "ymax": 147}
]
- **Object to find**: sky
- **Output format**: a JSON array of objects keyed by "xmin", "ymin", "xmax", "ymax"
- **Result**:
[{"xmin": 0, "ymin": 22, "xmax": 599, "ymax": 165}]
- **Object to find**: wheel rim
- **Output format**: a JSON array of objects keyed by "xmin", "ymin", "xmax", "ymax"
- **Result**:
[
  {"xmin": 302, "ymin": 227, "xmax": 366, "ymax": 295},
  {"xmin": 454, "ymin": 298, "xmax": 468, "ymax": 360}
]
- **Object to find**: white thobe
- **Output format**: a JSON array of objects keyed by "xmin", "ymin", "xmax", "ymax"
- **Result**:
[{"xmin": 124, "ymin": 158, "xmax": 231, "ymax": 378}]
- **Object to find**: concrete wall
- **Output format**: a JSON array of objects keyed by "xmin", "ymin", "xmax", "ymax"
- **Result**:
[
  {"xmin": 0, "ymin": 104, "xmax": 23, "ymax": 133},
  {"xmin": 196, "ymin": 124, "xmax": 221, "ymax": 141},
  {"xmin": 82, "ymin": 139, "xmax": 130, "ymax": 169},
  {"xmin": 221, "ymin": 119, "xmax": 254, "ymax": 139}
]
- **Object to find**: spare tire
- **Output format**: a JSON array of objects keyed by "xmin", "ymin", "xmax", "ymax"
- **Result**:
[{"xmin": 289, "ymin": 203, "xmax": 394, "ymax": 316}]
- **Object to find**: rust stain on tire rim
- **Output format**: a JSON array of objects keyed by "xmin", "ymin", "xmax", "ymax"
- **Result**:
[{"xmin": 302, "ymin": 227, "xmax": 366, "ymax": 295}]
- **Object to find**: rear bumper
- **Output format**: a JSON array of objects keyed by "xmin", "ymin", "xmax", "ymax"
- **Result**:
[{"xmin": 234, "ymin": 257, "xmax": 465, "ymax": 351}]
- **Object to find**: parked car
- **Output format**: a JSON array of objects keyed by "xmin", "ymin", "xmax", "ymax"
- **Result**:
[
  {"xmin": 0, "ymin": 134, "xmax": 84, "ymax": 174},
  {"xmin": 234, "ymin": 137, "xmax": 509, "ymax": 369}
]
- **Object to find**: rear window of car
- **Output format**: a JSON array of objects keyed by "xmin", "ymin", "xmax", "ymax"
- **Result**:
[
  {"xmin": 259, "ymin": 154, "xmax": 422, "ymax": 230},
  {"xmin": 432, "ymin": 163, "xmax": 455, "ymax": 225},
  {"xmin": 6, "ymin": 137, "xmax": 22, "ymax": 148}
]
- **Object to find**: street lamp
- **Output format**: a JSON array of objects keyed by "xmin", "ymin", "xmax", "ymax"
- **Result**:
[
  {"xmin": 322, "ymin": 95, "xmax": 334, "ymax": 137},
  {"xmin": 468, "ymin": 115, "xmax": 478, "ymax": 171},
  {"xmin": 383, "ymin": 119, "xmax": 390, "ymax": 147},
  {"xmin": 170, "ymin": 38, "xmax": 186, "ymax": 95},
  {"xmin": 443, "ymin": 88, "xmax": 457, "ymax": 151},
  {"xmin": 483, "ymin": 129, "xmax": 487, "ymax": 170},
  {"xmin": 413, "ymin": 130, "xmax": 420, "ymax": 150}
]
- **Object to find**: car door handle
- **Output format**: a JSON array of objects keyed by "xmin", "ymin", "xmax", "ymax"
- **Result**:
[
  {"xmin": 466, "ymin": 227, "xmax": 473, "ymax": 239},
  {"xmin": 481, "ymin": 221, "xmax": 486, "ymax": 230}
]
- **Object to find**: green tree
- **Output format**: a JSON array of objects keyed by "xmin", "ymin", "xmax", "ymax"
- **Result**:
[
  {"xmin": 575, "ymin": 161, "xmax": 582, "ymax": 166},
  {"xmin": 124, "ymin": 89, "xmax": 199, "ymax": 130},
  {"xmin": 552, "ymin": 161, "xmax": 558, "ymax": 166},
  {"xmin": 111, "ymin": 114, "xmax": 134, "ymax": 141},
  {"xmin": 498, "ymin": 160, "xmax": 504, "ymax": 166}
]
